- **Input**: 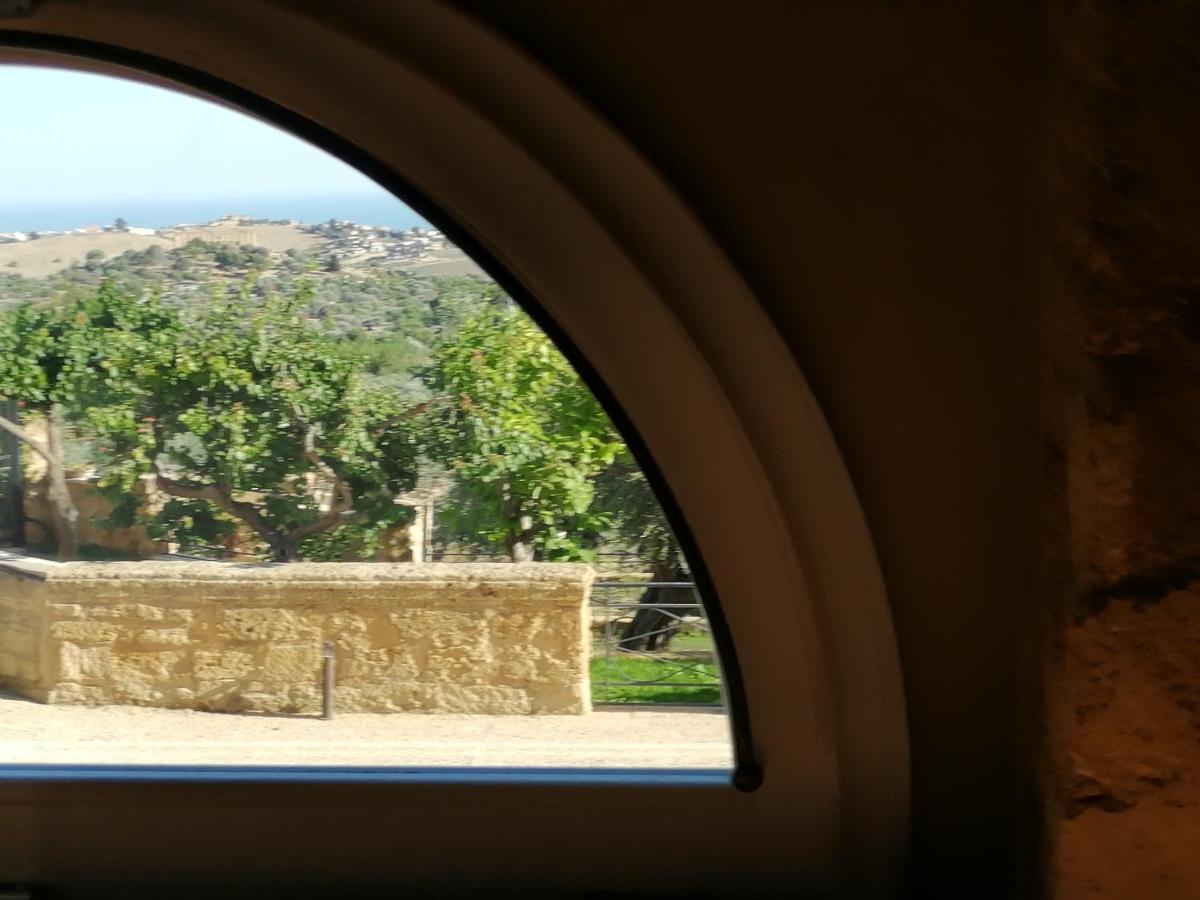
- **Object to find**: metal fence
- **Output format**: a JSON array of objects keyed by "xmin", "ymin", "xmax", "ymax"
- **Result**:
[
  {"xmin": 434, "ymin": 549, "xmax": 725, "ymax": 707},
  {"xmin": 0, "ymin": 399, "xmax": 22, "ymax": 545},
  {"xmin": 589, "ymin": 580, "xmax": 723, "ymax": 707}
]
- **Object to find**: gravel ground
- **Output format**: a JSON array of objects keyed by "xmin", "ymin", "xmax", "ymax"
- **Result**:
[{"xmin": 0, "ymin": 692, "xmax": 732, "ymax": 768}]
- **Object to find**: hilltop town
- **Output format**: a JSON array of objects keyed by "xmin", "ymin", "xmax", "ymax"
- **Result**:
[{"xmin": 0, "ymin": 214, "xmax": 481, "ymax": 281}]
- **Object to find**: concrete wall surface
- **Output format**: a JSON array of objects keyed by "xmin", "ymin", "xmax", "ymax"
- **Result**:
[{"xmin": 0, "ymin": 559, "xmax": 593, "ymax": 715}]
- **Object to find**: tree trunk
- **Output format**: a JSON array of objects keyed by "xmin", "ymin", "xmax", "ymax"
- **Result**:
[
  {"xmin": 45, "ymin": 406, "xmax": 80, "ymax": 561},
  {"xmin": 618, "ymin": 562, "xmax": 687, "ymax": 652},
  {"xmin": 501, "ymin": 487, "xmax": 538, "ymax": 561},
  {"xmin": 508, "ymin": 514, "xmax": 537, "ymax": 562},
  {"xmin": 0, "ymin": 405, "xmax": 81, "ymax": 559},
  {"xmin": 271, "ymin": 540, "xmax": 301, "ymax": 563}
]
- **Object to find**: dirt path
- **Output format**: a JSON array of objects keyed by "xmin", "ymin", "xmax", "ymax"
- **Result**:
[{"xmin": 0, "ymin": 693, "xmax": 731, "ymax": 768}]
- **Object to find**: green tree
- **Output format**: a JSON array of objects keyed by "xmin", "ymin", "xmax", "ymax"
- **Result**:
[
  {"xmin": 113, "ymin": 217, "xmax": 129, "ymax": 231},
  {"xmin": 421, "ymin": 306, "xmax": 622, "ymax": 561},
  {"xmin": 0, "ymin": 282, "xmax": 174, "ymax": 558},
  {"xmin": 593, "ymin": 453, "xmax": 689, "ymax": 649},
  {"xmin": 85, "ymin": 286, "xmax": 423, "ymax": 561}
]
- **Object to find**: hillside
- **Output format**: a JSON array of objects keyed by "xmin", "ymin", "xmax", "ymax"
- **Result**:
[
  {"xmin": 0, "ymin": 232, "xmax": 172, "ymax": 278},
  {"xmin": 0, "ymin": 219, "xmax": 482, "ymax": 281}
]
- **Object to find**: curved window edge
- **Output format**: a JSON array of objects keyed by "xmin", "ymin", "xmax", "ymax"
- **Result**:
[{"xmin": 0, "ymin": 30, "xmax": 760, "ymax": 790}]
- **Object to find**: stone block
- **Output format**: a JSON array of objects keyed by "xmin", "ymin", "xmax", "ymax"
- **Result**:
[
  {"xmin": 217, "ymin": 607, "xmax": 321, "ymax": 643},
  {"xmin": 57, "ymin": 642, "xmax": 112, "ymax": 681},
  {"xmin": 534, "ymin": 654, "xmax": 585, "ymax": 684},
  {"xmin": 110, "ymin": 680, "xmax": 168, "ymax": 705},
  {"xmin": 425, "ymin": 644, "xmax": 497, "ymax": 685},
  {"xmin": 333, "ymin": 682, "xmax": 414, "ymax": 712},
  {"xmin": 1, "ymin": 626, "xmax": 36, "ymax": 657},
  {"xmin": 131, "ymin": 627, "xmax": 192, "ymax": 648},
  {"xmin": 261, "ymin": 643, "xmax": 321, "ymax": 683},
  {"xmin": 109, "ymin": 650, "xmax": 186, "ymax": 683},
  {"xmin": 47, "ymin": 603, "xmax": 83, "ymax": 621},
  {"xmin": 49, "ymin": 620, "xmax": 121, "ymax": 643},
  {"xmin": 81, "ymin": 603, "xmax": 195, "ymax": 625},
  {"xmin": 527, "ymin": 683, "xmax": 590, "ymax": 715},
  {"xmin": 416, "ymin": 683, "xmax": 533, "ymax": 715},
  {"xmin": 384, "ymin": 651, "xmax": 423, "ymax": 682},
  {"xmin": 45, "ymin": 683, "xmax": 111, "ymax": 705},
  {"xmin": 194, "ymin": 649, "xmax": 256, "ymax": 680},
  {"xmin": 193, "ymin": 680, "xmax": 249, "ymax": 712},
  {"xmin": 497, "ymin": 658, "xmax": 540, "ymax": 683}
]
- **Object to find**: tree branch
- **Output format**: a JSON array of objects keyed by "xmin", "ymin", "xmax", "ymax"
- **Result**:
[
  {"xmin": 285, "ymin": 414, "xmax": 354, "ymax": 543},
  {"xmin": 0, "ymin": 413, "xmax": 53, "ymax": 463},
  {"xmin": 370, "ymin": 401, "xmax": 427, "ymax": 440},
  {"xmin": 153, "ymin": 468, "xmax": 285, "ymax": 550}
]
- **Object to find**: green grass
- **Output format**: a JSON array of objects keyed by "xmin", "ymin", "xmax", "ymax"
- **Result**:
[
  {"xmin": 662, "ymin": 630, "xmax": 714, "ymax": 652},
  {"xmin": 590, "ymin": 654, "xmax": 722, "ymax": 705}
]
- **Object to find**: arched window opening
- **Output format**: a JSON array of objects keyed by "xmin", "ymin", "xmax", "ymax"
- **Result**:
[{"xmin": 0, "ymin": 64, "xmax": 734, "ymax": 772}]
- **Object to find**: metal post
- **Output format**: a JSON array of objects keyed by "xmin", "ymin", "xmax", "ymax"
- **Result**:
[
  {"xmin": 321, "ymin": 640, "xmax": 335, "ymax": 720},
  {"xmin": 1, "ymin": 398, "xmax": 23, "ymax": 546}
]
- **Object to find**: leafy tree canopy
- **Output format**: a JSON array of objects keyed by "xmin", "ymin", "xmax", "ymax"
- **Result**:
[
  {"xmin": 83, "ymin": 284, "xmax": 422, "ymax": 560},
  {"xmin": 421, "ymin": 305, "xmax": 623, "ymax": 561},
  {"xmin": 0, "ymin": 281, "xmax": 422, "ymax": 561}
]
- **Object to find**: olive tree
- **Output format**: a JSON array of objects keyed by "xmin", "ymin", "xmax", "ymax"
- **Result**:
[
  {"xmin": 85, "ymin": 286, "xmax": 422, "ymax": 561},
  {"xmin": 0, "ymin": 283, "xmax": 178, "ymax": 558}
]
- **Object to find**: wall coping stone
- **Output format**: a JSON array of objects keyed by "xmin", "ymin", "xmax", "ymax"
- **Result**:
[
  {"xmin": 0, "ymin": 551, "xmax": 58, "ymax": 581},
  {"xmin": 33, "ymin": 561, "xmax": 594, "ymax": 587}
]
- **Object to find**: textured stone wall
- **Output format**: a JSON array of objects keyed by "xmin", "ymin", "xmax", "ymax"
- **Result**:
[
  {"xmin": 1048, "ymin": 2, "xmax": 1200, "ymax": 896},
  {"xmin": 0, "ymin": 559, "xmax": 592, "ymax": 715},
  {"xmin": 0, "ymin": 559, "xmax": 51, "ymax": 693}
]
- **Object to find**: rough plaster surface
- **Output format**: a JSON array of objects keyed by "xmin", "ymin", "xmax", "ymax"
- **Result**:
[
  {"xmin": 1058, "ymin": 588, "xmax": 1200, "ymax": 898},
  {"xmin": 1050, "ymin": 1, "xmax": 1200, "ymax": 895},
  {"xmin": 0, "ymin": 560, "xmax": 593, "ymax": 716}
]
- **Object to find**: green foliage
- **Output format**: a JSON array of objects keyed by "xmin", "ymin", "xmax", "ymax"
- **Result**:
[
  {"xmin": 0, "ymin": 281, "xmax": 421, "ymax": 560},
  {"xmin": 0, "ymin": 281, "xmax": 170, "ymax": 414},
  {"xmin": 421, "ymin": 305, "xmax": 623, "ymax": 561},
  {"xmin": 84, "ymin": 285, "xmax": 420, "ymax": 560},
  {"xmin": 141, "ymin": 498, "xmax": 237, "ymax": 555},
  {"xmin": 212, "ymin": 243, "xmax": 270, "ymax": 271},
  {"xmin": 0, "ymin": 258, "xmax": 684, "ymax": 571},
  {"xmin": 593, "ymin": 451, "xmax": 685, "ymax": 572}
]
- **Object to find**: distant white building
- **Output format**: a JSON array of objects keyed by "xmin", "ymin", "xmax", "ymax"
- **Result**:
[
  {"xmin": 127, "ymin": 227, "xmax": 157, "ymax": 236},
  {"xmin": 0, "ymin": 232, "xmax": 30, "ymax": 243}
]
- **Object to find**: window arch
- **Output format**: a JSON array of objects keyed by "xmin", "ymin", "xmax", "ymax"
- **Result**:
[{"xmin": 0, "ymin": 5, "xmax": 906, "ymax": 895}]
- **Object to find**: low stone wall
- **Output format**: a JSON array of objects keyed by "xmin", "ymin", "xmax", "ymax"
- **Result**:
[{"xmin": 0, "ymin": 558, "xmax": 593, "ymax": 715}]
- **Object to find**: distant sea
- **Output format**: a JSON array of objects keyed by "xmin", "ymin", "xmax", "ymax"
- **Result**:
[{"xmin": 0, "ymin": 194, "xmax": 431, "ymax": 234}]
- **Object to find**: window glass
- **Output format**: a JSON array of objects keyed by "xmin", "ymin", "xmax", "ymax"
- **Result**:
[{"xmin": 0, "ymin": 65, "xmax": 731, "ymax": 771}]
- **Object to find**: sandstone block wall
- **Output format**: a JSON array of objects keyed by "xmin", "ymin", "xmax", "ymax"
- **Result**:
[
  {"xmin": 0, "ymin": 558, "xmax": 50, "ymax": 692},
  {"xmin": 0, "ymin": 559, "xmax": 593, "ymax": 715}
]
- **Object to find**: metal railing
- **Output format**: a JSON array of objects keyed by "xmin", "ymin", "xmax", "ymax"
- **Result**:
[
  {"xmin": 590, "ymin": 580, "xmax": 723, "ymax": 707},
  {"xmin": 0, "ymin": 398, "xmax": 21, "ymax": 545}
]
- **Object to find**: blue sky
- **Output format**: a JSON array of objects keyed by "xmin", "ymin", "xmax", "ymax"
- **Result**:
[{"xmin": 3, "ymin": 65, "xmax": 389, "ymax": 203}]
